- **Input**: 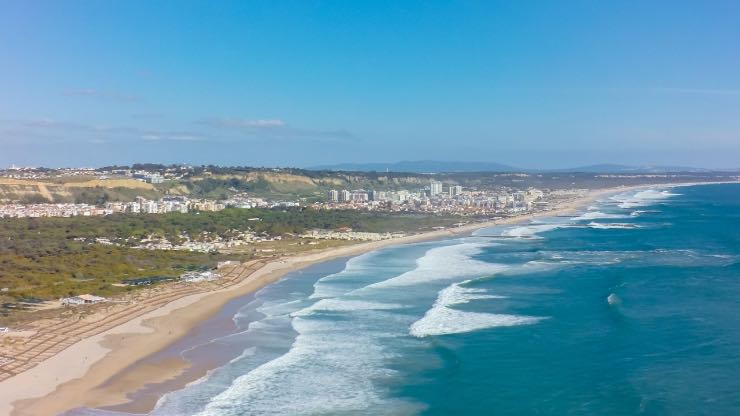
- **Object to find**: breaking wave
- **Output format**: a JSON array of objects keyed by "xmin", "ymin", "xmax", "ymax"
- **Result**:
[
  {"xmin": 410, "ymin": 281, "xmax": 545, "ymax": 338},
  {"xmin": 195, "ymin": 316, "xmax": 408, "ymax": 416},
  {"xmin": 366, "ymin": 242, "xmax": 507, "ymax": 289},
  {"xmin": 500, "ymin": 223, "xmax": 567, "ymax": 238},
  {"xmin": 291, "ymin": 299, "xmax": 406, "ymax": 317},
  {"xmin": 587, "ymin": 222, "xmax": 640, "ymax": 229},
  {"xmin": 574, "ymin": 211, "xmax": 629, "ymax": 221},
  {"xmin": 611, "ymin": 189, "xmax": 680, "ymax": 209}
]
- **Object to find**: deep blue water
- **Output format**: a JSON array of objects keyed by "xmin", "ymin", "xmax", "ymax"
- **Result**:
[{"xmin": 78, "ymin": 183, "xmax": 740, "ymax": 416}]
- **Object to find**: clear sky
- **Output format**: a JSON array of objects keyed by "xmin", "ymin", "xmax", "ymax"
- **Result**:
[{"xmin": 2, "ymin": 1, "xmax": 740, "ymax": 169}]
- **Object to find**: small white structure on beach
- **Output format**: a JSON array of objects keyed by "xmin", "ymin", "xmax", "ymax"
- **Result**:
[
  {"xmin": 217, "ymin": 260, "xmax": 241, "ymax": 268},
  {"xmin": 180, "ymin": 270, "xmax": 222, "ymax": 283},
  {"xmin": 61, "ymin": 294, "xmax": 107, "ymax": 306}
]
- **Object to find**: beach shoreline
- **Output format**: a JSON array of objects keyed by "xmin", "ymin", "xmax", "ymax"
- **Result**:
[{"xmin": 0, "ymin": 184, "xmax": 694, "ymax": 415}]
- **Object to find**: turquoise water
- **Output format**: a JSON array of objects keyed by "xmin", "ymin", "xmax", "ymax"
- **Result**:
[{"xmin": 79, "ymin": 183, "xmax": 740, "ymax": 415}]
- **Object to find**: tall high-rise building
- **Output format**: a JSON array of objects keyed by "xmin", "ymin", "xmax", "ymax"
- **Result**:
[
  {"xmin": 351, "ymin": 191, "xmax": 369, "ymax": 202},
  {"xmin": 430, "ymin": 181, "xmax": 443, "ymax": 197},
  {"xmin": 339, "ymin": 190, "xmax": 352, "ymax": 202},
  {"xmin": 450, "ymin": 185, "xmax": 463, "ymax": 197},
  {"xmin": 328, "ymin": 189, "xmax": 339, "ymax": 202}
]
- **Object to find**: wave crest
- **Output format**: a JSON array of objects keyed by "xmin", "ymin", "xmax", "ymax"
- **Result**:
[{"xmin": 410, "ymin": 282, "xmax": 545, "ymax": 338}]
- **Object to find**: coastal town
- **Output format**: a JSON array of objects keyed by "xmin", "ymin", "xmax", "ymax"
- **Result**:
[
  {"xmin": 322, "ymin": 182, "xmax": 552, "ymax": 214},
  {"xmin": 0, "ymin": 193, "xmax": 298, "ymax": 218},
  {"xmin": 0, "ymin": 164, "xmax": 564, "ymax": 218},
  {"xmin": 0, "ymin": 182, "xmax": 569, "ymax": 258},
  {"xmin": 0, "ymin": 184, "xmax": 555, "ymax": 218}
]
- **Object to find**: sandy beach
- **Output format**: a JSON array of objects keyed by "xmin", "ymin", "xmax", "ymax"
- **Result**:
[{"xmin": 0, "ymin": 186, "xmax": 641, "ymax": 416}]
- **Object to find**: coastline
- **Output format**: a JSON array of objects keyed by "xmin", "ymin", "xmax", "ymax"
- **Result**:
[{"xmin": 0, "ymin": 184, "xmax": 684, "ymax": 415}]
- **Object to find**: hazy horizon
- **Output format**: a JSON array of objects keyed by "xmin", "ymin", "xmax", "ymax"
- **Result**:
[
  {"xmin": 2, "ymin": 1, "xmax": 740, "ymax": 168},
  {"xmin": 3, "ymin": 159, "xmax": 738, "ymax": 172}
]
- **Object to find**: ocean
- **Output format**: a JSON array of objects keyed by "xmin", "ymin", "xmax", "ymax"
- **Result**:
[{"xmin": 84, "ymin": 183, "xmax": 740, "ymax": 415}]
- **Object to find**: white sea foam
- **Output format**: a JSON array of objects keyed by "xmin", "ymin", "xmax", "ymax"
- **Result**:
[
  {"xmin": 308, "ymin": 248, "xmax": 422, "ymax": 301},
  {"xmin": 587, "ymin": 222, "xmax": 640, "ymax": 229},
  {"xmin": 254, "ymin": 299, "xmax": 305, "ymax": 317},
  {"xmin": 574, "ymin": 211, "xmax": 629, "ymax": 221},
  {"xmin": 409, "ymin": 282, "xmax": 544, "ymax": 338},
  {"xmin": 630, "ymin": 209, "xmax": 660, "ymax": 217},
  {"xmin": 501, "ymin": 223, "xmax": 565, "ymax": 238},
  {"xmin": 366, "ymin": 242, "xmax": 507, "ymax": 289},
  {"xmin": 309, "ymin": 280, "xmax": 354, "ymax": 300},
  {"xmin": 437, "ymin": 281, "xmax": 506, "ymax": 304},
  {"xmin": 538, "ymin": 249, "xmax": 738, "ymax": 268},
  {"xmin": 498, "ymin": 260, "xmax": 563, "ymax": 276},
  {"xmin": 185, "ymin": 246, "xmax": 439, "ymax": 415},
  {"xmin": 607, "ymin": 293, "xmax": 622, "ymax": 306},
  {"xmin": 228, "ymin": 346, "xmax": 257, "ymax": 365},
  {"xmin": 410, "ymin": 308, "xmax": 543, "ymax": 338},
  {"xmin": 291, "ymin": 298, "xmax": 406, "ymax": 317},
  {"xmin": 215, "ymin": 315, "xmax": 295, "ymax": 351},
  {"xmin": 611, "ymin": 189, "xmax": 679, "ymax": 209},
  {"xmin": 155, "ymin": 246, "xmax": 437, "ymax": 416},
  {"xmin": 195, "ymin": 316, "xmax": 402, "ymax": 416},
  {"xmin": 308, "ymin": 251, "xmax": 384, "ymax": 299}
]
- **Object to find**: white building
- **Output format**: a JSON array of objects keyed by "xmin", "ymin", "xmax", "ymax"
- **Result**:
[
  {"xmin": 61, "ymin": 294, "xmax": 107, "ymax": 306},
  {"xmin": 430, "ymin": 181, "xmax": 443, "ymax": 197},
  {"xmin": 217, "ymin": 260, "xmax": 241, "ymax": 268},
  {"xmin": 328, "ymin": 189, "xmax": 339, "ymax": 202},
  {"xmin": 181, "ymin": 270, "xmax": 221, "ymax": 282},
  {"xmin": 143, "ymin": 200, "xmax": 159, "ymax": 214},
  {"xmin": 351, "ymin": 190, "xmax": 369, "ymax": 202},
  {"xmin": 127, "ymin": 201, "xmax": 141, "ymax": 213}
]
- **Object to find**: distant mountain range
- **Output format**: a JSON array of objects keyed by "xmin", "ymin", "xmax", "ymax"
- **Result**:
[
  {"xmin": 310, "ymin": 160, "xmax": 516, "ymax": 173},
  {"xmin": 550, "ymin": 164, "xmax": 713, "ymax": 173},
  {"xmin": 309, "ymin": 160, "xmax": 723, "ymax": 174}
]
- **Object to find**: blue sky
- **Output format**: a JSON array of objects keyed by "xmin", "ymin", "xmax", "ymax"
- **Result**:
[{"xmin": 2, "ymin": 1, "xmax": 739, "ymax": 168}]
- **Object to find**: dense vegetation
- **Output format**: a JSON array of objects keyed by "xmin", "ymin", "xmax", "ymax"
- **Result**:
[
  {"xmin": 2, "ymin": 208, "xmax": 454, "ymax": 243},
  {"xmin": 0, "ymin": 244, "xmax": 219, "ymax": 302},
  {"xmin": 0, "ymin": 208, "xmax": 456, "ymax": 306}
]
